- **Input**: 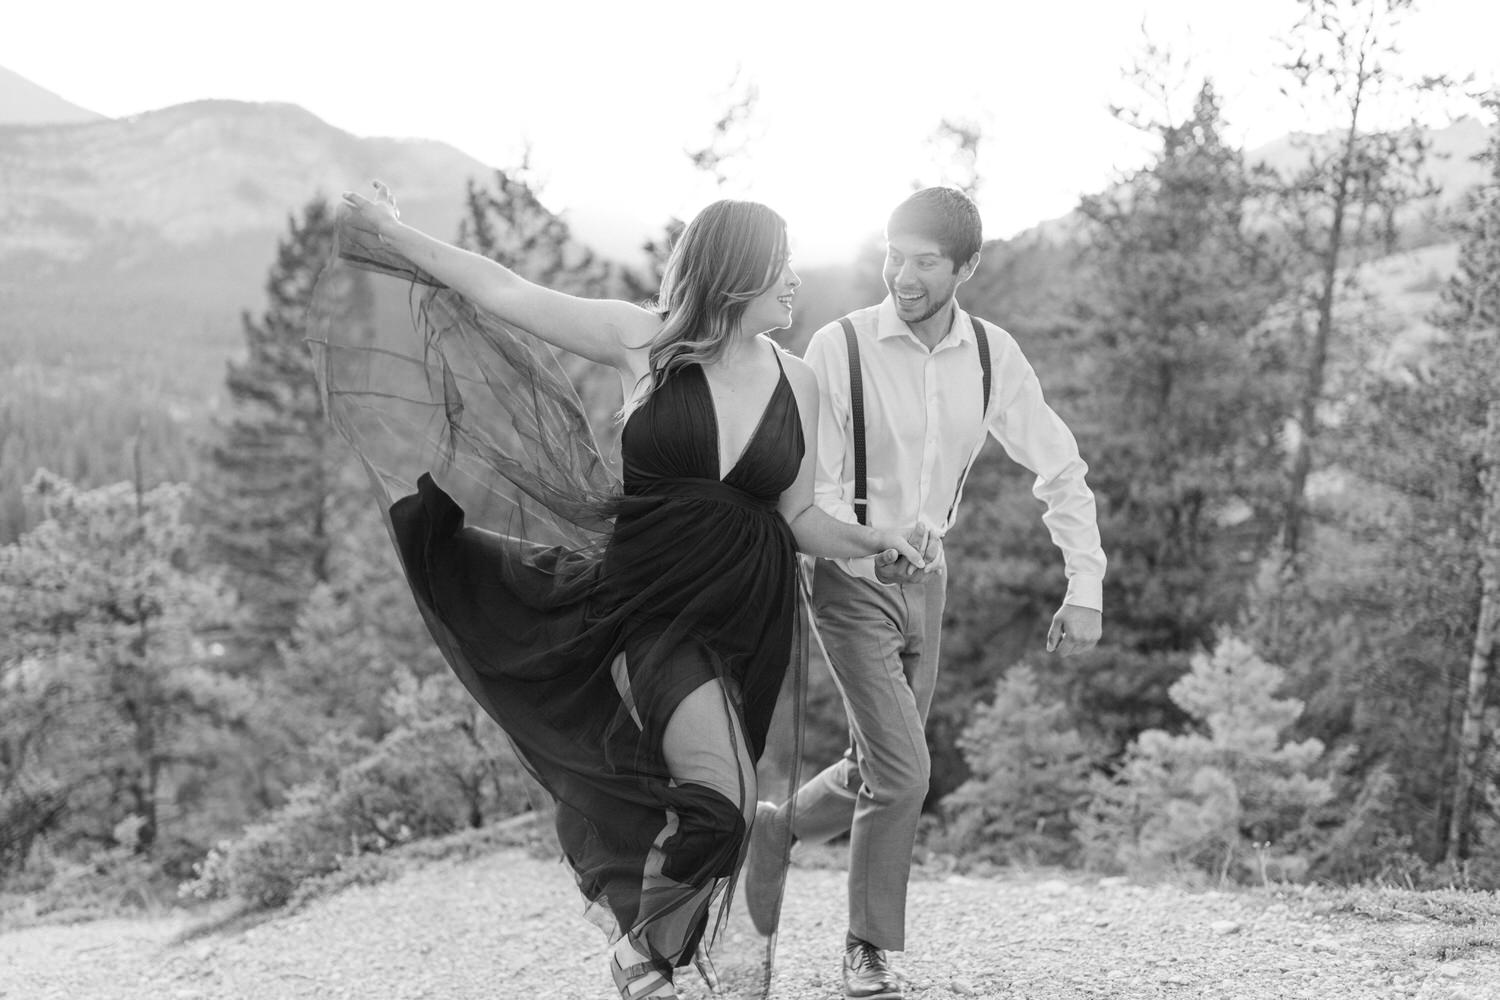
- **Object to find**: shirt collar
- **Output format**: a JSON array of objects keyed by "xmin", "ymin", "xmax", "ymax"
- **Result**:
[{"xmin": 876, "ymin": 296, "xmax": 974, "ymax": 350}]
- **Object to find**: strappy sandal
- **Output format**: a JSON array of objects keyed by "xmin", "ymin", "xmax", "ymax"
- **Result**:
[{"xmin": 610, "ymin": 953, "xmax": 677, "ymax": 1000}]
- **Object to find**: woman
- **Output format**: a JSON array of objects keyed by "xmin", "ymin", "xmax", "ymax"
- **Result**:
[{"xmin": 319, "ymin": 183, "xmax": 923, "ymax": 1000}]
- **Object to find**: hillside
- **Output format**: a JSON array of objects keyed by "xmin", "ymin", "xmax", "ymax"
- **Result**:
[
  {"xmin": 0, "ymin": 98, "xmax": 498, "ymax": 407},
  {"xmin": 0, "ymin": 65, "xmax": 104, "ymax": 125}
]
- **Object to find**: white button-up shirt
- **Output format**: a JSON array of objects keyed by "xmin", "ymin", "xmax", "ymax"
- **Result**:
[{"xmin": 803, "ymin": 298, "xmax": 1106, "ymax": 611}]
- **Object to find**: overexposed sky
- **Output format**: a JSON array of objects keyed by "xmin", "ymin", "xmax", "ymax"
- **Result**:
[{"xmin": 4, "ymin": 0, "xmax": 1495, "ymax": 262}]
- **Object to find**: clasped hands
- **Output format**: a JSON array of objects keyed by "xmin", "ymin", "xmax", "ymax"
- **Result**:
[{"xmin": 875, "ymin": 523, "xmax": 942, "ymax": 584}]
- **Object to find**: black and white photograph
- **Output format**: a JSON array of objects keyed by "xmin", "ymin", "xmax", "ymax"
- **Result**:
[{"xmin": 2, "ymin": 1, "xmax": 1499, "ymax": 997}]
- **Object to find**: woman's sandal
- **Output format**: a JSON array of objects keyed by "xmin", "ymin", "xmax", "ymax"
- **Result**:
[{"xmin": 610, "ymin": 953, "xmax": 677, "ymax": 1000}]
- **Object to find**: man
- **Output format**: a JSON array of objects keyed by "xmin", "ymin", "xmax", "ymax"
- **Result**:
[{"xmin": 746, "ymin": 188, "xmax": 1105, "ymax": 999}]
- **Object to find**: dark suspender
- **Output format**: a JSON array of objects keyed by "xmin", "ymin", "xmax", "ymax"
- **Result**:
[
  {"xmin": 840, "ymin": 314, "xmax": 991, "ymax": 528},
  {"xmin": 839, "ymin": 317, "xmax": 870, "ymax": 525}
]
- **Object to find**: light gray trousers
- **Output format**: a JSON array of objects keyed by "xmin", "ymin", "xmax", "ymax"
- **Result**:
[{"xmin": 782, "ymin": 558, "xmax": 946, "ymax": 951}]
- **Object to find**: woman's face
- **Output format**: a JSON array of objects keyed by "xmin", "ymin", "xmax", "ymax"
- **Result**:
[{"xmin": 739, "ymin": 256, "xmax": 800, "ymax": 335}]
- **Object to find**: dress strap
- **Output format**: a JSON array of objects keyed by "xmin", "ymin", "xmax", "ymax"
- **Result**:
[{"xmin": 769, "ymin": 339, "xmax": 788, "ymax": 378}]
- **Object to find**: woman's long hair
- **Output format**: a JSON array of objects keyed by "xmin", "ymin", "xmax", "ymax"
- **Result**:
[{"xmin": 625, "ymin": 200, "xmax": 787, "ymax": 416}]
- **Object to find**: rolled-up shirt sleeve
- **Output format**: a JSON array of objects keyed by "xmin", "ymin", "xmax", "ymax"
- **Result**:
[
  {"xmin": 803, "ymin": 326, "xmax": 859, "ymax": 525},
  {"xmin": 986, "ymin": 335, "xmax": 1106, "ymax": 612}
]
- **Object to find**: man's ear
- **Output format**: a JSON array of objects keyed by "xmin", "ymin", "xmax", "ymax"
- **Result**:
[{"xmin": 958, "ymin": 251, "xmax": 981, "ymax": 282}]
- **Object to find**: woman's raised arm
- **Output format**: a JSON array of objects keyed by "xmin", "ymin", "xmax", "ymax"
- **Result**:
[{"xmin": 343, "ymin": 182, "xmax": 658, "ymax": 374}]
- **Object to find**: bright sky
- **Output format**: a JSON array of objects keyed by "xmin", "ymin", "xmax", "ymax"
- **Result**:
[{"xmin": 5, "ymin": 0, "xmax": 1496, "ymax": 263}]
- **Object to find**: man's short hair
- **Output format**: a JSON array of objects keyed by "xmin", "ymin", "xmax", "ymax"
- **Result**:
[{"xmin": 886, "ymin": 187, "xmax": 982, "ymax": 269}]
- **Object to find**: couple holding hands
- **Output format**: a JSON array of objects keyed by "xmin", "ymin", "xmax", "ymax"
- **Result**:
[{"xmin": 323, "ymin": 182, "xmax": 1104, "ymax": 1000}]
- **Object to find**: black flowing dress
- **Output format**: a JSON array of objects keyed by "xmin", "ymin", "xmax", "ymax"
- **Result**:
[{"xmin": 309, "ymin": 217, "xmax": 806, "ymax": 996}]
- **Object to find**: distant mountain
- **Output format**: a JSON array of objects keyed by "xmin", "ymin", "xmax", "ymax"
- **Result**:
[
  {"xmin": 1010, "ymin": 117, "xmax": 1489, "ymax": 250},
  {"xmin": 977, "ymin": 117, "xmax": 1492, "ymax": 333},
  {"xmin": 0, "ymin": 98, "xmax": 507, "ymax": 412},
  {"xmin": 1247, "ymin": 116, "xmax": 1491, "ymax": 207},
  {"xmin": 0, "ymin": 65, "xmax": 104, "ymax": 125},
  {"xmin": 0, "ymin": 98, "xmax": 492, "ymax": 259}
]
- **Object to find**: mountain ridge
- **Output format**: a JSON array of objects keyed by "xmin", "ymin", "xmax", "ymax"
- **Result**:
[
  {"xmin": 0, "ymin": 70, "xmax": 1489, "ymax": 420},
  {"xmin": 0, "ymin": 65, "xmax": 104, "ymax": 125}
]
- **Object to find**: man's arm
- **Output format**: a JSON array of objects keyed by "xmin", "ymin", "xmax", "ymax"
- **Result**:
[{"xmin": 985, "ymin": 328, "xmax": 1106, "ymax": 649}]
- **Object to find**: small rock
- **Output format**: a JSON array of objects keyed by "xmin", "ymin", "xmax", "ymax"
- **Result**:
[
  {"xmin": 1210, "ymin": 920, "xmax": 1242, "ymax": 936},
  {"xmin": 948, "ymin": 979, "xmax": 977, "ymax": 996},
  {"xmin": 1097, "ymin": 876, "xmax": 1129, "ymax": 888}
]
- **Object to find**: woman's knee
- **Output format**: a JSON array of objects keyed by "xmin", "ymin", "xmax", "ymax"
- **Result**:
[
  {"xmin": 661, "ymin": 783, "xmax": 748, "ymax": 882},
  {"xmin": 662, "ymin": 679, "xmax": 756, "ymax": 816}
]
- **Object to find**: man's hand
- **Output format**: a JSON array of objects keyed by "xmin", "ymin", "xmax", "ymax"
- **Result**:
[
  {"xmin": 875, "ymin": 524, "xmax": 943, "ymax": 584},
  {"xmin": 1046, "ymin": 604, "xmax": 1101, "ymax": 656}
]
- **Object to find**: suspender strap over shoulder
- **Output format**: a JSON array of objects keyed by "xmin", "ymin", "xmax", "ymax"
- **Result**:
[
  {"xmin": 945, "ymin": 315, "xmax": 993, "ymax": 525},
  {"xmin": 840, "ymin": 313, "xmax": 993, "ymax": 531},
  {"xmin": 973, "ymin": 315, "xmax": 991, "ymax": 415},
  {"xmin": 839, "ymin": 317, "xmax": 868, "ymax": 525}
]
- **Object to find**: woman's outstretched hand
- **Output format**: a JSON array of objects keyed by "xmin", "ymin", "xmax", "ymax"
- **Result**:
[{"xmin": 341, "ymin": 180, "xmax": 401, "ymax": 237}]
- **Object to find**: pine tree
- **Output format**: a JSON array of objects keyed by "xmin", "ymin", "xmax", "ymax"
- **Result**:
[
  {"xmin": 1439, "ymin": 109, "xmax": 1500, "ymax": 864},
  {"xmin": 1077, "ymin": 81, "xmax": 1289, "ymax": 651},
  {"xmin": 1077, "ymin": 635, "xmax": 1332, "ymax": 883},
  {"xmin": 204, "ymin": 197, "xmax": 365, "ymax": 664},
  {"xmin": 1253, "ymin": 108, "xmax": 1500, "ymax": 875},
  {"xmin": 457, "ymin": 164, "xmax": 614, "ymax": 297},
  {"xmin": 455, "ymin": 164, "xmax": 626, "ymax": 438},
  {"xmin": 0, "ymin": 471, "xmax": 245, "ymax": 862},
  {"xmin": 1272, "ymin": 0, "xmax": 1442, "ymax": 561},
  {"xmin": 939, "ymin": 664, "xmax": 1101, "ymax": 865}
]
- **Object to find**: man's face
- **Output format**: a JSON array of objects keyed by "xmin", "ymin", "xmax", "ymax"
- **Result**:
[{"xmin": 882, "ymin": 233, "xmax": 975, "ymax": 326}]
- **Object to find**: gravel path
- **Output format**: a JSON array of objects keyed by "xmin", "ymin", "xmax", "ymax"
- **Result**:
[{"xmin": 3, "ymin": 847, "xmax": 1499, "ymax": 999}]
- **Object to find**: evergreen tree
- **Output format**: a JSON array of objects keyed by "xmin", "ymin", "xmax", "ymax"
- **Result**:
[
  {"xmin": 923, "ymin": 82, "xmax": 1291, "ymax": 798},
  {"xmin": 457, "ymin": 163, "xmax": 615, "ymax": 297},
  {"xmin": 455, "ymin": 164, "xmax": 627, "ymax": 441},
  {"xmin": 1444, "ymin": 111, "xmax": 1500, "ymax": 864},
  {"xmin": 1077, "ymin": 635, "xmax": 1332, "ymax": 883},
  {"xmin": 274, "ymin": 502, "xmax": 448, "ymax": 750},
  {"xmin": 204, "ymin": 197, "xmax": 366, "ymax": 664},
  {"xmin": 1272, "ymin": 0, "xmax": 1442, "ymax": 561},
  {"xmin": 1248, "ymin": 108, "xmax": 1500, "ymax": 875},
  {"xmin": 1078, "ymin": 80, "xmax": 1289, "ymax": 651},
  {"xmin": 939, "ymin": 664, "xmax": 1102, "ymax": 866},
  {"xmin": 0, "ymin": 471, "xmax": 245, "ymax": 865}
]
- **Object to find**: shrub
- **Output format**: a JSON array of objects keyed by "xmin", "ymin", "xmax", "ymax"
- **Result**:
[
  {"xmin": 182, "ymin": 670, "xmax": 533, "ymax": 909},
  {"xmin": 1076, "ymin": 633, "xmax": 1332, "ymax": 883},
  {"xmin": 935, "ymin": 664, "xmax": 1102, "ymax": 867}
]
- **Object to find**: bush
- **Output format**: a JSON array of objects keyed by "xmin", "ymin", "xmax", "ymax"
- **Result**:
[
  {"xmin": 182, "ymin": 670, "xmax": 533, "ymax": 909},
  {"xmin": 1075, "ymin": 634, "xmax": 1332, "ymax": 883},
  {"xmin": 935, "ymin": 664, "xmax": 1102, "ymax": 867},
  {"xmin": 0, "ymin": 840, "xmax": 170, "ymax": 930}
]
